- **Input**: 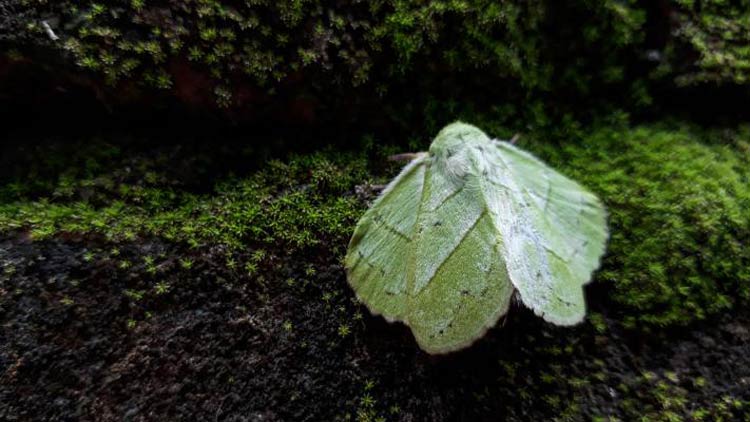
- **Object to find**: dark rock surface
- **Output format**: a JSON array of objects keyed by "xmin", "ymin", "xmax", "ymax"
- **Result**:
[{"xmin": 1, "ymin": 234, "xmax": 748, "ymax": 421}]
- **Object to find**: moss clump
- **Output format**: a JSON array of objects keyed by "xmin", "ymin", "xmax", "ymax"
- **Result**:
[
  {"xmin": 540, "ymin": 124, "xmax": 750, "ymax": 328},
  {"xmin": 660, "ymin": 1, "xmax": 750, "ymax": 86},
  {"xmin": 12, "ymin": 0, "xmax": 645, "ymax": 113},
  {"xmin": 10, "ymin": 1, "xmax": 750, "ymax": 130},
  {"xmin": 0, "ymin": 144, "xmax": 370, "ymax": 253}
]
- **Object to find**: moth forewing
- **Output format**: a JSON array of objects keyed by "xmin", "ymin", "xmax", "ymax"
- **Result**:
[
  {"xmin": 489, "ymin": 139, "xmax": 608, "ymax": 325},
  {"xmin": 345, "ymin": 156, "xmax": 428, "ymax": 322}
]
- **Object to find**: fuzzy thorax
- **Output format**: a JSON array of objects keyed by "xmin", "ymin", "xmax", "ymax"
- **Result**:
[
  {"xmin": 428, "ymin": 122, "xmax": 492, "ymax": 183},
  {"xmin": 429, "ymin": 122, "xmax": 491, "ymax": 159}
]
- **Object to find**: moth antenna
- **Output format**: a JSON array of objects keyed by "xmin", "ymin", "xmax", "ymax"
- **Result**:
[
  {"xmin": 509, "ymin": 133, "xmax": 520, "ymax": 144},
  {"xmin": 388, "ymin": 152, "xmax": 427, "ymax": 162}
]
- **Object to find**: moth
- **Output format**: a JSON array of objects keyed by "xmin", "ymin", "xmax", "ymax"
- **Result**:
[{"xmin": 345, "ymin": 122, "xmax": 608, "ymax": 354}]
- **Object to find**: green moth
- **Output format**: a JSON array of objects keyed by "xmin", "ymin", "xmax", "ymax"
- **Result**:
[{"xmin": 345, "ymin": 122, "xmax": 608, "ymax": 354}]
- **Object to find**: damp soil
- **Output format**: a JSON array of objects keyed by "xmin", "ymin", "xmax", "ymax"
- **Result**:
[{"xmin": 1, "ymin": 233, "xmax": 749, "ymax": 421}]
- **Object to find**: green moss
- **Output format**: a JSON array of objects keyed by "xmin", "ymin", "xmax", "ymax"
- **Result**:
[
  {"xmin": 2, "ymin": 121, "xmax": 749, "ymax": 331},
  {"xmin": 660, "ymin": 1, "xmax": 750, "ymax": 86},
  {"xmin": 11, "ymin": 0, "xmax": 750, "ymax": 133},
  {"xmin": 14, "ymin": 0, "xmax": 645, "ymax": 115},
  {"xmin": 537, "ymin": 123, "xmax": 750, "ymax": 328},
  {"xmin": 0, "ymin": 147, "xmax": 370, "ymax": 254},
  {"xmin": 603, "ymin": 370, "xmax": 749, "ymax": 422}
]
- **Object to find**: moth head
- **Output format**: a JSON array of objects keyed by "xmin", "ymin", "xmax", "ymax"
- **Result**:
[{"xmin": 429, "ymin": 121, "xmax": 490, "ymax": 160}]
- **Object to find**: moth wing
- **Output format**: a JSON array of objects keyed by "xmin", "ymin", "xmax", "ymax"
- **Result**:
[
  {"xmin": 486, "ymin": 141, "xmax": 608, "ymax": 325},
  {"xmin": 406, "ymin": 161, "xmax": 515, "ymax": 354},
  {"xmin": 345, "ymin": 157, "xmax": 427, "ymax": 321}
]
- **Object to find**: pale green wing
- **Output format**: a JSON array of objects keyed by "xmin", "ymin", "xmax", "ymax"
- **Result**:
[
  {"xmin": 345, "ymin": 157, "xmax": 427, "ymax": 321},
  {"xmin": 346, "ymin": 152, "xmax": 515, "ymax": 354},
  {"xmin": 405, "ymin": 158, "xmax": 514, "ymax": 354},
  {"xmin": 484, "ymin": 140, "xmax": 608, "ymax": 325}
]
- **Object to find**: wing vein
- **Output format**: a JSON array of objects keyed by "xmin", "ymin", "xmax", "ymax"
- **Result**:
[
  {"xmin": 428, "ymin": 182, "xmax": 466, "ymax": 211},
  {"xmin": 371, "ymin": 212, "xmax": 412, "ymax": 241},
  {"xmin": 406, "ymin": 159, "xmax": 431, "ymax": 303},
  {"xmin": 419, "ymin": 209, "xmax": 488, "ymax": 294}
]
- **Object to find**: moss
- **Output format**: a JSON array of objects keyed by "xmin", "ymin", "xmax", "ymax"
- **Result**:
[
  {"xmin": 659, "ymin": 1, "xmax": 750, "ymax": 86},
  {"xmin": 2, "ymin": 121, "xmax": 749, "ymax": 330},
  {"xmin": 536, "ymin": 123, "xmax": 750, "ymax": 328},
  {"xmin": 595, "ymin": 369, "xmax": 750, "ymax": 422},
  {"xmin": 10, "ymin": 0, "xmax": 646, "ymax": 120},
  {"xmin": 10, "ymin": 0, "xmax": 750, "ymax": 133},
  {"xmin": 0, "ymin": 144, "xmax": 371, "ymax": 254}
]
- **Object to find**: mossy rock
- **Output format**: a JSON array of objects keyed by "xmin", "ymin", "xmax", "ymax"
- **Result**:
[
  {"xmin": 7, "ymin": 1, "xmax": 750, "ymax": 129},
  {"xmin": 5, "ymin": 0, "xmax": 647, "ymax": 124},
  {"xmin": 1, "ymin": 122, "xmax": 749, "ymax": 329},
  {"xmin": 539, "ymin": 124, "xmax": 750, "ymax": 328},
  {"xmin": 2, "ymin": 125, "xmax": 750, "ymax": 421}
]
